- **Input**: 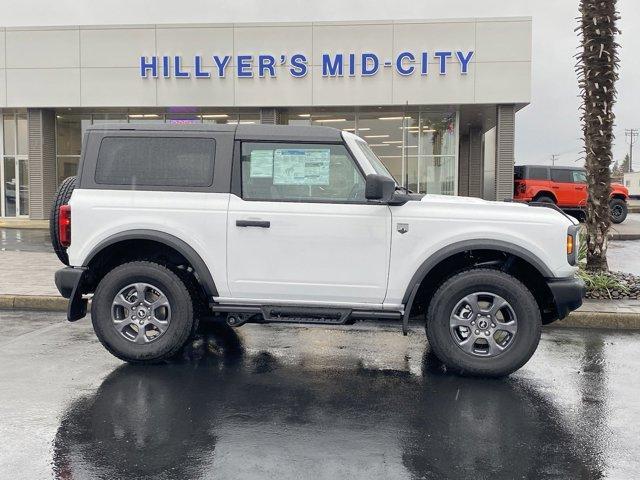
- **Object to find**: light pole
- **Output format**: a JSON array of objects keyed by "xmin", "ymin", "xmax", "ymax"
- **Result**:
[{"xmin": 626, "ymin": 129, "xmax": 638, "ymax": 172}]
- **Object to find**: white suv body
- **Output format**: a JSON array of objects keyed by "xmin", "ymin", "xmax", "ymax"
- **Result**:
[{"xmin": 54, "ymin": 124, "xmax": 583, "ymax": 376}]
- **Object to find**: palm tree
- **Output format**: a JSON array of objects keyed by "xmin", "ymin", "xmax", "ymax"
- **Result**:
[{"xmin": 576, "ymin": 0, "xmax": 620, "ymax": 271}]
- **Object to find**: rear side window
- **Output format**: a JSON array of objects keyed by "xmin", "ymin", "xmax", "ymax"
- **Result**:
[
  {"xmin": 526, "ymin": 167, "xmax": 548, "ymax": 180},
  {"xmin": 514, "ymin": 166, "xmax": 524, "ymax": 180},
  {"xmin": 550, "ymin": 169, "xmax": 573, "ymax": 183},
  {"xmin": 95, "ymin": 136, "xmax": 215, "ymax": 187}
]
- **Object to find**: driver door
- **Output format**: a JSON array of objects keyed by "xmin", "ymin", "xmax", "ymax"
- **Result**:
[{"xmin": 226, "ymin": 141, "xmax": 391, "ymax": 305}]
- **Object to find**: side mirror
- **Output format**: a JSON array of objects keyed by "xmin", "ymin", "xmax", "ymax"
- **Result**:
[{"xmin": 365, "ymin": 174, "xmax": 395, "ymax": 202}]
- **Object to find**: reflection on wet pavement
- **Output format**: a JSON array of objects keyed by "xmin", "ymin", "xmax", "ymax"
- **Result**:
[
  {"xmin": 0, "ymin": 312, "xmax": 638, "ymax": 479},
  {"xmin": 0, "ymin": 227, "xmax": 52, "ymax": 252}
]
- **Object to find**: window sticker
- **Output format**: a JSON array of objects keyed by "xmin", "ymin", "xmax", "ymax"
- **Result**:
[
  {"xmin": 249, "ymin": 150, "xmax": 274, "ymax": 178},
  {"xmin": 273, "ymin": 149, "xmax": 331, "ymax": 185}
]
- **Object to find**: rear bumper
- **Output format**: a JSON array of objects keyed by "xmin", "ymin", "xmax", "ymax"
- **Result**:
[
  {"xmin": 55, "ymin": 266, "xmax": 88, "ymax": 321},
  {"xmin": 547, "ymin": 276, "xmax": 585, "ymax": 320}
]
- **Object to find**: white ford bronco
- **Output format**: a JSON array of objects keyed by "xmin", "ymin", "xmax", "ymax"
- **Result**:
[{"xmin": 52, "ymin": 123, "xmax": 584, "ymax": 376}]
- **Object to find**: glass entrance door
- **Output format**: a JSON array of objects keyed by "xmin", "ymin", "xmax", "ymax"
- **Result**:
[
  {"xmin": 3, "ymin": 157, "xmax": 16, "ymax": 217},
  {"xmin": 1, "ymin": 114, "xmax": 29, "ymax": 217}
]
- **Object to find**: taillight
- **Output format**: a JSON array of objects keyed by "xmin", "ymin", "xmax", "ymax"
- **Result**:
[{"xmin": 59, "ymin": 204, "xmax": 71, "ymax": 247}]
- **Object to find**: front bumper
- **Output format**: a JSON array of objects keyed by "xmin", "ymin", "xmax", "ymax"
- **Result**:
[
  {"xmin": 547, "ymin": 276, "xmax": 586, "ymax": 320},
  {"xmin": 55, "ymin": 266, "xmax": 88, "ymax": 321}
]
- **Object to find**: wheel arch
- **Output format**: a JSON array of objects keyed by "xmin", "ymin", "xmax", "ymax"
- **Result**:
[
  {"xmin": 610, "ymin": 193, "xmax": 627, "ymax": 201},
  {"xmin": 83, "ymin": 229, "xmax": 218, "ymax": 298},
  {"xmin": 532, "ymin": 191, "xmax": 557, "ymax": 203},
  {"xmin": 403, "ymin": 240, "xmax": 558, "ymax": 324}
]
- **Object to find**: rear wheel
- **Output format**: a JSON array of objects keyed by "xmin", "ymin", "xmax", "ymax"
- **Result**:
[
  {"xmin": 49, "ymin": 176, "xmax": 76, "ymax": 265},
  {"xmin": 533, "ymin": 194, "xmax": 555, "ymax": 204},
  {"xmin": 610, "ymin": 198, "xmax": 627, "ymax": 224},
  {"xmin": 426, "ymin": 268, "xmax": 542, "ymax": 377},
  {"xmin": 91, "ymin": 261, "xmax": 195, "ymax": 364}
]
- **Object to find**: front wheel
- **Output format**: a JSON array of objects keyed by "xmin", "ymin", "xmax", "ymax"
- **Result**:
[
  {"xmin": 610, "ymin": 198, "xmax": 628, "ymax": 224},
  {"xmin": 426, "ymin": 269, "xmax": 541, "ymax": 377},
  {"xmin": 91, "ymin": 261, "xmax": 196, "ymax": 363}
]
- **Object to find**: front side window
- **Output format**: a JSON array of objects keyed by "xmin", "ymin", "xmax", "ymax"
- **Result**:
[
  {"xmin": 241, "ymin": 142, "xmax": 365, "ymax": 202},
  {"xmin": 95, "ymin": 136, "xmax": 215, "ymax": 187},
  {"xmin": 572, "ymin": 170, "xmax": 587, "ymax": 183}
]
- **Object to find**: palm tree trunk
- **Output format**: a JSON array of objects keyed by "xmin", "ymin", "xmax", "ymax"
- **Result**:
[{"xmin": 577, "ymin": 0, "xmax": 620, "ymax": 271}]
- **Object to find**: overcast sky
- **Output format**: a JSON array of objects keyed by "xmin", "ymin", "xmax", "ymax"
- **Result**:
[{"xmin": 1, "ymin": 0, "xmax": 638, "ymax": 168}]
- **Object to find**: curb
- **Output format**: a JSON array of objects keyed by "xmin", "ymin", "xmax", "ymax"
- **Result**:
[
  {"xmin": 1, "ymin": 295, "xmax": 639, "ymax": 330},
  {"xmin": 0, "ymin": 220, "xmax": 49, "ymax": 230},
  {"xmin": 557, "ymin": 311, "xmax": 640, "ymax": 330},
  {"xmin": 609, "ymin": 233, "xmax": 640, "ymax": 241},
  {"xmin": 0, "ymin": 295, "xmax": 68, "ymax": 311}
]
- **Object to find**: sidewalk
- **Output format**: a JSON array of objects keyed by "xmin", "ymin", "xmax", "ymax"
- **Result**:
[{"xmin": 1, "ymin": 250, "xmax": 639, "ymax": 329}]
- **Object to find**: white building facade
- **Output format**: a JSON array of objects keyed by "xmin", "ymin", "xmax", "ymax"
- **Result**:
[{"xmin": 0, "ymin": 17, "xmax": 532, "ymax": 218}]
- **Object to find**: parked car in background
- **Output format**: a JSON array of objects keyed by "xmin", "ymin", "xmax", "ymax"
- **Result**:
[{"xmin": 514, "ymin": 165, "xmax": 629, "ymax": 223}]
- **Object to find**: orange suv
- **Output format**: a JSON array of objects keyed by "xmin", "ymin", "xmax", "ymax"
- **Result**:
[{"xmin": 514, "ymin": 165, "xmax": 629, "ymax": 223}]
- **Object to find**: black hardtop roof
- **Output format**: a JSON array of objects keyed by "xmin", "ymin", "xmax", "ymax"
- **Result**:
[
  {"xmin": 518, "ymin": 164, "xmax": 585, "ymax": 171},
  {"xmin": 86, "ymin": 122, "xmax": 344, "ymax": 142}
]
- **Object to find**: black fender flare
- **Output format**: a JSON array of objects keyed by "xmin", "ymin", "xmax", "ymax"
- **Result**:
[
  {"xmin": 83, "ymin": 229, "xmax": 218, "ymax": 297},
  {"xmin": 401, "ymin": 239, "xmax": 554, "ymax": 307}
]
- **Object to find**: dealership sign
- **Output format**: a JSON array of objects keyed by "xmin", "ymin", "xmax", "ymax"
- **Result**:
[{"xmin": 140, "ymin": 51, "xmax": 474, "ymax": 79}]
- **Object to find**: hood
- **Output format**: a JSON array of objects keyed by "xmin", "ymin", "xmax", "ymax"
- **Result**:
[
  {"xmin": 612, "ymin": 182, "xmax": 629, "ymax": 194},
  {"xmin": 420, "ymin": 194, "xmax": 527, "ymax": 208},
  {"xmin": 416, "ymin": 194, "xmax": 577, "ymax": 225}
]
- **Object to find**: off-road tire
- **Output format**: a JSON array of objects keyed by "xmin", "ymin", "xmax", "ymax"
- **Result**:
[
  {"xmin": 91, "ymin": 261, "xmax": 195, "ymax": 364},
  {"xmin": 426, "ymin": 268, "xmax": 542, "ymax": 377},
  {"xmin": 533, "ymin": 194, "xmax": 555, "ymax": 204},
  {"xmin": 49, "ymin": 176, "xmax": 76, "ymax": 265},
  {"xmin": 609, "ymin": 198, "xmax": 628, "ymax": 224}
]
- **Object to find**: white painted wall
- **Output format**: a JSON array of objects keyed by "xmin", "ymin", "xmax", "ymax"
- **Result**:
[{"xmin": 0, "ymin": 18, "xmax": 531, "ymax": 108}]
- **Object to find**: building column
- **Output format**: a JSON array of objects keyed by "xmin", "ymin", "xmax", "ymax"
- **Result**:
[
  {"xmin": 495, "ymin": 104, "xmax": 515, "ymax": 201},
  {"xmin": 458, "ymin": 133, "xmax": 470, "ymax": 196},
  {"xmin": 27, "ymin": 108, "xmax": 57, "ymax": 220},
  {"xmin": 468, "ymin": 127, "xmax": 483, "ymax": 198}
]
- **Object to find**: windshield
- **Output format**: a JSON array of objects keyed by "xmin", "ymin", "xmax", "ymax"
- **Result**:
[{"xmin": 355, "ymin": 139, "xmax": 396, "ymax": 183}]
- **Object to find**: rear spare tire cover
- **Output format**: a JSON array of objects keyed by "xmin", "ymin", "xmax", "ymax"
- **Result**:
[{"xmin": 49, "ymin": 176, "xmax": 76, "ymax": 265}]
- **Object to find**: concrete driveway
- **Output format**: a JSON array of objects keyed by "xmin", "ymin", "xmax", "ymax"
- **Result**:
[{"xmin": 0, "ymin": 311, "xmax": 638, "ymax": 479}]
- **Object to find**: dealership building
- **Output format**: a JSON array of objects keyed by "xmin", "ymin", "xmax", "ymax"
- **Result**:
[{"xmin": 0, "ymin": 17, "xmax": 531, "ymax": 219}]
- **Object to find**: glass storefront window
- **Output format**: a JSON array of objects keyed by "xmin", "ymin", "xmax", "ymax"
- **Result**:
[
  {"xmin": 310, "ymin": 108, "xmax": 355, "ymax": 133},
  {"xmin": 16, "ymin": 115, "xmax": 28, "ymax": 155},
  {"xmin": 282, "ymin": 107, "xmax": 458, "ymax": 194},
  {"xmin": 358, "ymin": 110, "xmax": 405, "ymax": 184},
  {"xmin": 91, "ymin": 114, "xmax": 127, "ymax": 124},
  {"xmin": 3, "ymin": 116, "xmax": 16, "ymax": 156},
  {"xmin": 202, "ymin": 112, "xmax": 231, "ymax": 124},
  {"xmin": 1, "ymin": 114, "xmax": 29, "ymax": 217},
  {"xmin": 128, "ymin": 113, "xmax": 164, "ymax": 122},
  {"xmin": 56, "ymin": 114, "xmax": 91, "ymax": 156},
  {"xmin": 166, "ymin": 114, "xmax": 202, "ymax": 124}
]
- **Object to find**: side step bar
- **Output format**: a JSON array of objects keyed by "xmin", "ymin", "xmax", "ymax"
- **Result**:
[{"xmin": 210, "ymin": 303, "xmax": 402, "ymax": 327}]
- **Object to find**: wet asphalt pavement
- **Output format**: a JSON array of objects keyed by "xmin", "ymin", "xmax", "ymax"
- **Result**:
[
  {"xmin": 0, "ymin": 311, "xmax": 638, "ymax": 479},
  {"xmin": 0, "ymin": 227, "xmax": 52, "ymax": 253}
]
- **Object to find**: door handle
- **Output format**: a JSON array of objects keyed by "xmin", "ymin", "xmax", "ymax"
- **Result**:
[{"xmin": 236, "ymin": 219, "xmax": 271, "ymax": 228}]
